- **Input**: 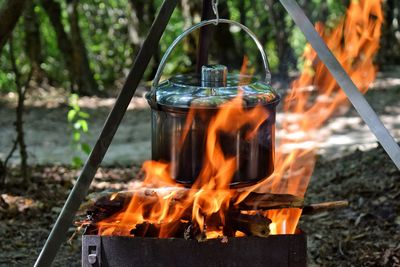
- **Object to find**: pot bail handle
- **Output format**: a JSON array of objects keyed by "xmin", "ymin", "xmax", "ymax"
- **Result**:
[{"xmin": 152, "ymin": 19, "xmax": 272, "ymax": 90}]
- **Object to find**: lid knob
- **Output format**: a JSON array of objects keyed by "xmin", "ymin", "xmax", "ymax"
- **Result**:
[{"xmin": 201, "ymin": 64, "xmax": 227, "ymax": 87}]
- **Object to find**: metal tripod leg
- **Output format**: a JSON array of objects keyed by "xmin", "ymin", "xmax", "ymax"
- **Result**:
[
  {"xmin": 279, "ymin": 0, "xmax": 400, "ymax": 170},
  {"xmin": 34, "ymin": 0, "xmax": 178, "ymax": 266}
]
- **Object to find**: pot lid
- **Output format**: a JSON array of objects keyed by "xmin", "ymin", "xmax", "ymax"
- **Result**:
[{"xmin": 147, "ymin": 65, "xmax": 279, "ymax": 109}]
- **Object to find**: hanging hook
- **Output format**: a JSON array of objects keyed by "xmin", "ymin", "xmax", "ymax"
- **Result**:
[{"xmin": 212, "ymin": 0, "xmax": 219, "ymax": 25}]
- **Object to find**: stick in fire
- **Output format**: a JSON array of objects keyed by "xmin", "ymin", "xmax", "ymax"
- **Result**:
[{"xmin": 79, "ymin": 188, "xmax": 348, "ymax": 238}]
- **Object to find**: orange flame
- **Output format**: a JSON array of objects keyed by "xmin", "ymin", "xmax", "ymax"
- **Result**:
[
  {"xmin": 97, "ymin": 0, "xmax": 383, "ymax": 237},
  {"xmin": 250, "ymin": 0, "xmax": 383, "ymax": 234}
]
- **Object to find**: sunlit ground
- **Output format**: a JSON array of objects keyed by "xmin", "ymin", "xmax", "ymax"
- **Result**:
[{"xmin": 0, "ymin": 71, "xmax": 399, "ymax": 166}]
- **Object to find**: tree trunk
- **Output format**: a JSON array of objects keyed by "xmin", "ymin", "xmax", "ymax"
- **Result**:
[
  {"xmin": 16, "ymin": 80, "xmax": 29, "ymax": 181},
  {"xmin": 266, "ymin": 0, "xmax": 295, "ymax": 82},
  {"xmin": 128, "ymin": 0, "xmax": 146, "ymax": 52},
  {"xmin": 0, "ymin": 159, "xmax": 5, "ymax": 186},
  {"xmin": 239, "ymin": 0, "xmax": 247, "ymax": 56},
  {"xmin": 24, "ymin": 0, "xmax": 45, "ymax": 82},
  {"xmin": 128, "ymin": 0, "xmax": 162, "ymax": 80},
  {"xmin": 378, "ymin": 0, "xmax": 400, "ymax": 66},
  {"xmin": 0, "ymin": 0, "xmax": 30, "ymax": 52},
  {"xmin": 178, "ymin": 0, "xmax": 201, "ymax": 73},
  {"xmin": 40, "ymin": 0, "xmax": 100, "ymax": 95},
  {"xmin": 66, "ymin": 0, "xmax": 99, "ymax": 95},
  {"xmin": 196, "ymin": 0, "xmax": 213, "ymax": 72},
  {"xmin": 9, "ymin": 37, "xmax": 31, "ymax": 183},
  {"xmin": 40, "ymin": 0, "xmax": 75, "ymax": 90},
  {"xmin": 145, "ymin": 0, "xmax": 161, "ymax": 80},
  {"xmin": 212, "ymin": 1, "xmax": 242, "ymax": 69}
]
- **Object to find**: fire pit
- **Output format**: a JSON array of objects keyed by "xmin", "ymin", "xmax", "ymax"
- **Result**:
[
  {"xmin": 80, "ymin": 187, "xmax": 346, "ymax": 266},
  {"xmin": 79, "ymin": 17, "xmax": 349, "ymax": 267},
  {"xmin": 82, "ymin": 234, "xmax": 307, "ymax": 267}
]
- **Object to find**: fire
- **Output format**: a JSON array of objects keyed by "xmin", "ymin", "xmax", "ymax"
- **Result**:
[
  {"xmin": 251, "ymin": 0, "xmax": 383, "ymax": 234},
  {"xmin": 97, "ymin": 0, "xmax": 383, "ymax": 237}
]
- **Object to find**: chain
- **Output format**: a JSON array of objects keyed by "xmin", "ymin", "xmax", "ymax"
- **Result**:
[{"xmin": 212, "ymin": 0, "xmax": 219, "ymax": 25}]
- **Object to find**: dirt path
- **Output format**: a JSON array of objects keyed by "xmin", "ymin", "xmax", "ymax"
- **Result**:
[{"xmin": 0, "ymin": 72, "xmax": 400, "ymax": 167}]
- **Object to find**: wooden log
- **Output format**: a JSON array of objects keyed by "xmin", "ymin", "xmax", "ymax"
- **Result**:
[
  {"xmin": 224, "ymin": 212, "xmax": 271, "ymax": 238},
  {"xmin": 130, "ymin": 222, "xmax": 162, "ymax": 238},
  {"xmin": 301, "ymin": 200, "xmax": 349, "ymax": 215},
  {"xmin": 98, "ymin": 220, "xmax": 206, "ymax": 240},
  {"xmin": 237, "ymin": 192, "xmax": 304, "ymax": 210},
  {"xmin": 81, "ymin": 188, "xmax": 348, "ymax": 229},
  {"xmin": 81, "ymin": 188, "xmax": 305, "ymax": 223}
]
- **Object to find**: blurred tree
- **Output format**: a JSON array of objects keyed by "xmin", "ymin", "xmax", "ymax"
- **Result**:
[
  {"xmin": 66, "ymin": 0, "xmax": 99, "ymax": 95},
  {"xmin": 0, "ymin": 0, "xmax": 397, "ymax": 97},
  {"xmin": 238, "ymin": 0, "xmax": 247, "ymax": 56},
  {"xmin": 379, "ymin": 0, "xmax": 400, "ymax": 66},
  {"xmin": 40, "ymin": 0, "xmax": 99, "ymax": 95},
  {"xmin": 0, "ymin": 0, "xmax": 29, "ymax": 52},
  {"xmin": 24, "ymin": 1, "xmax": 46, "ymax": 82},
  {"xmin": 179, "ymin": 0, "xmax": 200, "ymax": 71},
  {"xmin": 210, "ymin": 0, "xmax": 242, "ymax": 69},
  {"xmin": 265, "ymin": 0, "xmax": 296, "ymax": 81},
  {"xmin": 9, "ymin": 35, "xmax": 32, "ymax": 183},
  {"xmin": 128, "ymin": 0, "xmax": 161, "ymax": 80}
]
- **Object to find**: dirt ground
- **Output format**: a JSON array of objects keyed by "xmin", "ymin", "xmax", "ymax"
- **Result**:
[
  {"xmin": 0, "ymin": 71, "xmax": 400, "ymax": 266},
  {"xmin": 0, "ymin": 145, "xmax": 399, "ymax": 266},
  {"xmin": 1, "ymin": 71, "xmax": 400, "ymax": 166}
]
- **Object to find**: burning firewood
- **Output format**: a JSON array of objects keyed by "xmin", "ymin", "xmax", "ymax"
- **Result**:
[
  {"xmin": 81, "ymin": 188, "xmax": 349, "ymax": 222},
  {"xmin": 130, "ymin": 222, "xmax": 162, "ymax": 238},
  {"xmin": 129, "ymin": 221, "xmax": 206, "ymax": 241},
  {"xmin": 79, "ymin": 188, "xmax": 348, "ymax": 238},
  {"xmin": 81, "ymin": 188, "xmax": 305, "ymax": 223},
  {"xmin": 224, "ymin": 212, "xmax": 272, "ymax": 238},
  {"xmin": 237, "ymin": 192, "xmax": 304, "ymax": 210}
]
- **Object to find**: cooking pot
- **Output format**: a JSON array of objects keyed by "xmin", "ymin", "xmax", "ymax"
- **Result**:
[{"xmin": 146, "ymin": 19, "xmax": 280, "ymax": 188}]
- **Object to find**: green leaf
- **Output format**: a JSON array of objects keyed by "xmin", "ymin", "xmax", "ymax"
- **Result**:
[
  {"xmin": 78, "ymin": 111, "xmax": 90, "ymax": 119},
  {"xmin": 72, "ymin": 156, "xmax": 83, "ymax": 168},
  {"xmin": 74, "ymin": 121, "xmax": 81, "ymax": 130},
  {"xmin": 73, "ymin": 131, "xmax": 81, "ymax": 142},
  {"xmin": 67, "ymin": 110, "xmax": 77, "ymax": 122},
  {"xmin": 78, "ymin": 119, "xmax": 89, "ymax": 133},
  {"xmin": 68, "ymin": 94, "xmax": 79, "ymax": 108},
  {"xmin": 81, "ymin": 143, "xmax": 91, "ymax": 155}
]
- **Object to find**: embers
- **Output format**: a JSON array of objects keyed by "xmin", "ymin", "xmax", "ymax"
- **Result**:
[
  {"xmin": 80, "ymin": 187, "xmax": 347, "ymax": 239},
  {"xmin": 80, "ymin": 187, "xmax": 347, "ymax": 266}
]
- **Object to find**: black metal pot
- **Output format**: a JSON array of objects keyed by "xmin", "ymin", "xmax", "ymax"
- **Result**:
[{"xmin": 146, "ymin": 20, "xmax": 280, "ymax": 188}]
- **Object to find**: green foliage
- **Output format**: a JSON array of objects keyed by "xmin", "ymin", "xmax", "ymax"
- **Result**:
[
  {"xmin": 0, "ymin": 23, "xmax": 30, "ymax": 93},
  {"xmin": 37, "ymin": 3, "xmax": 70, "ymax": 87},
  {"xmin": 67, "ymin": 94, "xmax": 91, "ymax": 168},
  {"xmin": 0, "ymin": 0, "xmax": 350, "ymax": 94},
  {"xmin": 156, "ymin": 0, "xmax": 191, "ymax": 75},
  {"xmin": 79, "ymin": 0, "xmax": 133, "ymax": 90}
]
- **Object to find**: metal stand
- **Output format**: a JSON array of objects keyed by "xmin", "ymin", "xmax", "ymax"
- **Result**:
[
  {"xmin": 34, "ymin": 0, "xmax": 178, "ymax": 266},
  {"xmin": 35, "ymin": 0, "xmax": 400, "ymax": 266}
]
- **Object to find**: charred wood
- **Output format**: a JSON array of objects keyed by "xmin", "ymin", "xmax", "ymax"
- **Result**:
[
  {"xmin": 82, "ymin": 188, "xmax": 348, "ymax": 235},
  {"xmin": 82, "ymin": 188, "xmax": 305, "ymax": 222},
  {"xmin": 224, "ymin": 212, "xmax": 271, "ymax": 238},
  {"xmin": 0, "ymin": 0, "xmax": 29, "ymax": 52}
]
